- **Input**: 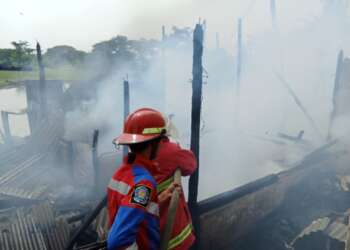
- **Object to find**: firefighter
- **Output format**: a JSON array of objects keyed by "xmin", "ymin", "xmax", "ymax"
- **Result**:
[
  {"xmin": 155, "ymin": 118, "xmax": 197, "ymax": 250},
  {"xmin": 107, "ymin": 108, "xmax": 166, "ymax": 250}
]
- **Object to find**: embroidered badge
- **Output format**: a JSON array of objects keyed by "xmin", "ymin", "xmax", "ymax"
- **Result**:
[{"xmin": 131, "ymin": 185, "xmax": 151, "ymax": 207}]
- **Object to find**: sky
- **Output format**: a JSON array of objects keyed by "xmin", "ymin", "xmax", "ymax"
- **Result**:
[{"xmin": 0, "ymin": 0, "xmax": 323, "ymax": 52}]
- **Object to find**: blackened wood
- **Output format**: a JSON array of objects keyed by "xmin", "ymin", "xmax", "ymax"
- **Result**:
[
  {"xmin": 36, "ymin": 42, "xmax": 47, "ymax": 120},
  {"xmin": 188, "ymin": 23, "xmax": 204, "ymax": 249},
  {"xmin": 236, "ymin": 18, "xmax": 242, "ymax": 87},
  {"xmin": 328, "ymin": 50, "xmax": 344, "ymax": 140},
  {"xmin": 123, "ymin": 79, "xmax": 130, "ymax": 155},
  {"xmin": 234, "ymin": 19, "xmax": 243, "ymax": 130},
  {"xmin": 65, "ymin": 196, "xmax": 107, "ymax": 250},
  {"xmin": 92, "ymin": 130, "xmax": 100, "ymax": 196}
]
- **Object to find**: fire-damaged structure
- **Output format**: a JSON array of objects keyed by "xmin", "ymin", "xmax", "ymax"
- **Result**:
[{"xmin": 1, "ymin": 23, "xmax": 350, "ymax": 250}]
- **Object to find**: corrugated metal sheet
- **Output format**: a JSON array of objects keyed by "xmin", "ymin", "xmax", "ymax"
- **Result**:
[
  {"xmin": 0, "ymin": 115, "xmax": 65, "ymax": 202},
  {"xmin": 292, "ymin": 215, "xmax": 350, "ymax": 246},
  {"xmin": 326, "ymin": 221, "xmax": 348, "ymax": 243},
  {"xmin": 298, "ymin": 217, "xmax": 331, "ymax": 238},
  {"xmin": 0, "ymin": 202, "xmax": 71, "ymax": 250}
]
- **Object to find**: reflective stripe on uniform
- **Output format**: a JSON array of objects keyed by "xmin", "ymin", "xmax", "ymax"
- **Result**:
[
  {"xmin": 147, "ymin": 202, "xmax": 159, "ymax": 216},
  {"xmin": 108, "ymin": 179, "xmax": 131, "ymax": 195},
  {"xmin": 142, "ymin": 127, "xmax": 165, "ymax": 135},
  {"xmin": 157, "ymin": 176, "xmax": 174, "ymax": 194},
  {"xmin": 168, "ymin": 224, "xmax": 193, "ymax": 250},
  {"xmin": 126, "ymin": 242, "xmax": 138, "ymax": 250}
]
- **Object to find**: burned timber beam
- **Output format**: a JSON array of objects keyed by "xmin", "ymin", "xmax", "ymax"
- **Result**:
[
  {"xmin": 92, "ymin": 130, "xmax": 100, "ymax": 196},
  {"xmin": 65, "ymin": 196, "xmax": 107, "ymax": 250},
  {"xmin": 188, "ymin": 23, "xmax": 204, "ymax": 249},
  {"xmin": 123, "ymin": 78, "xmax": 130, "ymax": 156},
  {"xmin": 328, "ymin": 50, "xmax": 344, "ymax": 140},
  {"xmin": 36, "ymin": 42, "xmax": 47, "ymax": 120}
]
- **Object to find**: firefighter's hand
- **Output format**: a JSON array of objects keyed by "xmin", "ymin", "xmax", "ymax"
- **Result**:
[{"xmin": 158, "ymin": 183, "xmax": 181, "ymax": 202}]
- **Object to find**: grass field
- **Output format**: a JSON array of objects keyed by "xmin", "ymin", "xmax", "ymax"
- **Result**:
[{"xmin": 0, "ymin": 65, "xmax": 85, "ymax": 87}]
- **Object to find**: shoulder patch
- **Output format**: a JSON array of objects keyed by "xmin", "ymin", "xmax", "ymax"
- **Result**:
[{"xmin": 131, "ymin": 185, "xmax": 152, "ymax": 207}]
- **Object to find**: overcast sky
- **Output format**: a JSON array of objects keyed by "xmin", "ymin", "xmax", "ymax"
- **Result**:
[{"xmin": 0, "ymin": 0, "xmax": 323, "ymax": 51}]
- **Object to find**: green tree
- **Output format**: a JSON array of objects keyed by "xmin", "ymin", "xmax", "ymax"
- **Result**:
[
  {"xmin": 10, "ymin": 41, "xmax": 34, "ymax": 69},
  {"xmin": 86, "ymin": 35, "xmax": 160, "ymax": 76},
  {"xmin": 44, "ymin": 45, "xmax": 86, "ymax": 67},
  {"xmin": 0, "ymin": 41, "xmax": 34, "ymax": 70}
]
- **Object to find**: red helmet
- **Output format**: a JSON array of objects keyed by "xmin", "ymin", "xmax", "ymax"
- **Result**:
[{"xmin": 114, "ymin": 108, "xmax": 166, "ymax": 145}]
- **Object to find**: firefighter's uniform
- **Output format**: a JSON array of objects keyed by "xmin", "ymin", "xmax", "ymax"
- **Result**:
[
  {"xmin": 107, "ymin": 155, "xmax": 160, "ymax": 250},
  {"xmin": 155, "ymin": 137, "xmax": 197, "ymax": 250},
  {"xmin": 107, "ymin": 108, "xmax": 167, "ymax": 250}
]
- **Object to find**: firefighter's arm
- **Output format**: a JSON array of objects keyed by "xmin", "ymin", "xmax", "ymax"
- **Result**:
[
  {"xmin": 107, "ymin": 206, "xmax": 145, "ymax": 250},
  {"xmin": 107, "ymin": 182, "xmax": 154, "ymax": 250},
  {"xmin": 173, "ymin": 146, "xmax": 197, "ymax": 176}
]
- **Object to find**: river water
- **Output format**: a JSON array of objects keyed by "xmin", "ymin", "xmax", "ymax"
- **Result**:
[{"xmin": 0, "ymin": 86, "xmax": 30, "ymax": 142}]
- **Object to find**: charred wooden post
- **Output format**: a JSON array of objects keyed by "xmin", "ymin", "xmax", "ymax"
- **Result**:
[
  {"xmin": 92, "ymin": 130, "xmax": 100, "ymax": 196},
  {"xmin": 234, "ymin": 18, "xmax": 243, "ymax": 131},
  {"xmin": 236, "ymin": 18, "xmax": 243, "ymax": 87},
  {"xmin": 123, "ymin": 78, "xmax": 130, "ymax": 155},
  {"xmin": 36, "ymin": 42, "xmax": 47, "ymax": 120},
  {"xmin": 67, "ymin": 140, "xmax": 74, "ymax": 179},
  {"xmin": 1, "ymin": 111, "xmax": 12, "ymax": 144},
  {"xmin": 328, "ymin": 50, "xmax": 344, "ymax": 141},
  {"xmin": 202, "ymin": 20, "xmax": 207, "ymax": 45},
  {"xmin": 65, "ymin": 196, "xmax": 107, "ymax": 250},
  {"xmin": 162, "ymin": 25, "xmax": 166, "ymax": 41},
  {"xmin": 188, "ymin": 23, "xmax": 204, "ymax": 249},
  {"xmin": 160, "ymin": 26, "xmax": 167, "ymax": 111}
]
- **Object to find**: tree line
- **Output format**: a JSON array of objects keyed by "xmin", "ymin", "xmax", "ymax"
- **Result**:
[{"xmin": 0, "ymin": 26, "xmax": 192, "ymax": 72}]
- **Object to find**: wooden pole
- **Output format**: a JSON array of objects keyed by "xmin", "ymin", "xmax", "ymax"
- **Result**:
[
  {"xmin": 234, "ymin": 18, "xmax": 243, "ymax": 131},
  {"xmin": 162, "ymin": 25, "xmax": 166, "ymax": 42},
  {"xmin": 270, "ymin": 0, "xmax": 277, "ymax": 30},
  {"xmin": 160, "ymin": 169, "xmax": 181, "ymax": 250},
  {"xmin": 92, "ymin": 130, "xmax": 100, "ymax": 196},
  {"xmin": 236, "ymin": 18, "xmax": 243, "ymax": 87},
  {"xmin": 188, "ymin": 23, "xmax": 204, "ymax": 249},
  {"xmin": 1, "ymin": 111, "xmax": 12, "ymax": 144},
  {"xmin": 123, "ymin": 78, "xmax": 130, "ymax": 156},
  {"xmin": 160, "ymin": 26, "xmax": 167, "ymax": 111},
  {"xmin": 36, "ymin": 42, "xmax": 47, "ymax": 120},
  {"xmin": 328, "ymin": 50, "xmax": 344, "ymax": 141}
]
